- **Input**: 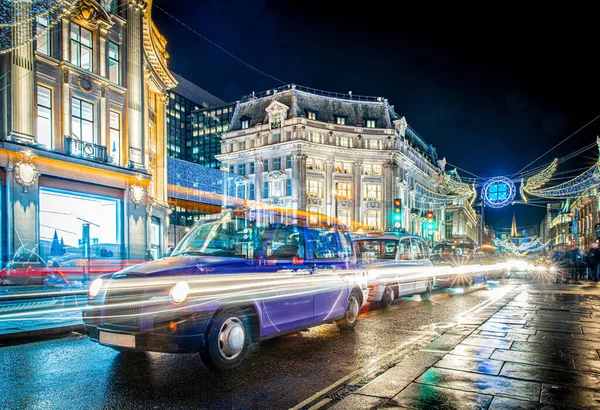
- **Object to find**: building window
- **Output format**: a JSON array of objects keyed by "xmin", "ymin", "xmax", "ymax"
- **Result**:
[
  {"xmin": 338, "ymin": 209, "xmax": 351, "ymax": 228},
  {"xmin": 272, "ymin": 133, "xmax": 281, "ymax": 144},
  {"xmin": 337, "ymin": 136, "xmax": 350, "ymax": 148},
  {"xmin": 364, "ymin": 210, "xmax": 381, "ymax": 230},
  {"xmin": 109, "ymin": 111, "xmax": 121, "ymax": 165},
  {"xmin": 263, "ymin": 135, "xmax": 269, "ymax": 146},
  {"xmin": 263, "ymin": 181, "xmax": 269, "ymax": 198},
  {"xmin": 335, "ymin": 182, "xmax": 352, "ymax": 200},
  {"xmin": 108, "ymin": 42, "xmax": 119, "ymax": 84},
  {"xmin": 37, "ymin": 85, "xmax": 52, "ymax": 148},
  {"xmin": 248, "ymin": 139, "xmax": 254, "ymax": 148},
  {"xmin": 368, "ymin": 139, "xmax": 381, "ymax": 149},
  {"xmin": 272, "ymin": 112, "xmax": 281, "ymax": 128},
  {"xmin": 272, "ymin": 179, "xmax": 284, "ymax": 197},
  {"xmin": 273, "ymin": 158, "xmax": 281, "ymax": 171},
  {"xmin": 307, "ymin": 179, "xmax": 323, "ymax": 198},
  {"xmin": 239, "ymin": 163, "xmax": 246, "ymax": 176},
  {"xmin": 307, "ymin": 111, "xmax": 316, "ymax": 120},
  {"xmin": 364, "ymin": 184, "xmax": 382, "ymax": 201},
  {"xmin": 36, "ymin": 15, "xmax": 50, "ymax": 55},
  {"xmin": 250, "ymin": 162, "xmax": 255, "ymax": 174},
  {"xmin": 366, "ymin": 119, "xmax": 376, "ymax": 128},
  {"xmin": 286, "ymin": 156, "xmax": 292, "ymax": 169},
  {"xmin": 336, "ymin": 116, "xmax": 346, "ymax": 125},
  {"xmin": 286, "ymin": 178, "xmax": 292, "ymax": 196},
  {"xmin": 229, "ymin": 165, "xmax": 235, "ymax": 174},
  {"xmin": 71, "ymin": 98, "xmax": 94, "ymax": 142},
  {"xmin": 263, "ymin": 160, "xmax": 269, "ymax": 172},
  {"xmin": 241, "ymin": 119, "xmax": 249, "ymax": 129},
  {"xmin": 70, "ymin": 23, "xmax": 93, "ymax": 71},
  {"xmin": 249, "ymin": 183, "xmax": 255, "ymax": 200},
  {"xmin": 308, "ymin": 132, "xmax": 321, "ymax": 143},
  {"xmin": 363, "ymin": 164, "xmax": 382, "ymax": 175},
  {"xmin": 306, "ymin": 157, "xmax": 323, "ymax": 171},
  {"xmin": 334, "ymin": 162, "xmax": 352, "ymax": 174},
  {"xmin": 285, "ymin": 131, "xmax": 291, "ymax": 141}
]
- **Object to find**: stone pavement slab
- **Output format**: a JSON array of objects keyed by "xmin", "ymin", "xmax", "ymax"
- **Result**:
[{"xmin": 330, "ymin": 285, "xmax": 600, "ymax": 409}]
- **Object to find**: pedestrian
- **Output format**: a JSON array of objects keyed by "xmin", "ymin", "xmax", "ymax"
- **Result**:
[
  {"xmin": 587, "ymin": 243, "xmax": 600, "ymax": 283},
  {"xmin": 565, "ymin": 245, "xmax": 580, "ymax": 282},
  {"xmin": 552, "ymin": 246, "xmax": 567, "ymax": 283}
]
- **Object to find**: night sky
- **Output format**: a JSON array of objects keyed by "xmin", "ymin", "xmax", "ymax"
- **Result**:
[{"xmin": 153, "ymin": 1, "xmax": 600, "ymax": 232}]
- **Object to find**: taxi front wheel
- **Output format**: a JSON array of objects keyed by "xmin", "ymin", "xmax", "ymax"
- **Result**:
[
  {"xmin": 336, "ymin": 290, "xmax": 361, "ymax": 330},
  {"xmin": 201, "ymin": 308, "xmax": 251, "ymax": 371}
]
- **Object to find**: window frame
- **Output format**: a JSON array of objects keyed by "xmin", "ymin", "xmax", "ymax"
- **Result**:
[
  {"xmin": 71, "ymin": 97, "xmax": 94, "ymax": 143},
  {"xmin": 70, "ymin": 23, "xmax": 93, "ymax": 72},
  {"xmin": 109, "ymin": 111, "xmax": 121, "ymax": 165},
  {"xmin": 36, "ymin": 14, "xmax": 50, "ymax": 55},
  {"xmin": 108, "ymin": 41, "xmax": 120, "ymax": 84},
  {"xmin": 37, "ymin": 85, "xmax": 52, "ymax": 148}
]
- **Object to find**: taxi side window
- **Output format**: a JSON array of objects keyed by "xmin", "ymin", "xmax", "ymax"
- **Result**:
[
  {"xmin": 411, "ymin": 239, "xmax": 424, "ymax": 260},
  {"xmin": 263, "ymin": 224, "xmax": 306, "ymax": 259},
  {"xmin": 382, "ymin": 241, "xmax": 397, "ymax": 259},
  {"xmin": 306, "ymin": 228, "xmax": 338, "ymax": 259},
  {"xmin": 397, "ymin": 238, "xmax": 412, "ymax": 260},
  {"xmin": 338, "ymin": 228, "xmax": 354, "ymax": 259}
]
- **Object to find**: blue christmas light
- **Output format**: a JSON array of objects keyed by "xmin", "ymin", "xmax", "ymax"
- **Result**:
[{"xmin": 482, "ymin": 177, "xmax": 516, "ymax": 208}]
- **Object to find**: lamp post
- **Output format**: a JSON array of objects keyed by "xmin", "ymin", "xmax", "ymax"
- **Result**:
[{"xmin": 332, "ymin": 185, "xmax": 339, "ymax": 223}]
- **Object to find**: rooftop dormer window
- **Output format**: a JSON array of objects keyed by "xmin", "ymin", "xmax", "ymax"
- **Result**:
[
  {"xmin": 307, "ymin": 111, "xmax": 317, "ymax": 120},
  {"xmin": 272, "ymin": 112, "xmax": 282, "ymax": 129},
  {"xmin": 366, "ymin": 119, "xmax": 376, "ymax": 128},
  {"xmin": 336, "ymin": 116, "xmax": 346, "ymax": 126},
  {"xmin": 241, "ymin": 116, "xmax": 249, "ymax": 130}
]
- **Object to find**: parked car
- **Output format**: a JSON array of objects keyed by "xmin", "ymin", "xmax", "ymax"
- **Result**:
[
  {"xmin": 0, "ymin": 248, "xmax": 47, "ymax": 285},
  {"xmin": 354, "ymin": 232, "xmax": 434, "ymax": 307},
  {"xmin": 430, "ymin": 241, "xmax": 488, "ymax": 289},
  {"xmin": 84, "ymin": 207, "xmax": 368, "ymax": 370}
]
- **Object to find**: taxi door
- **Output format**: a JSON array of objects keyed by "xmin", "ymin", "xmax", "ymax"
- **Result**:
[
  {"xmin": 257, "ymin": 223, "xmax": 315, "ymax": 335},
  {"xmin": 310, "ymin": 227, "xmax": 350, "ymax": 322}
]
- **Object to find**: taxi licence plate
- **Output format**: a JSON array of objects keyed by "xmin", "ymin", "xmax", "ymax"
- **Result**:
[{"xmin": 99, "ymin": 331, "xmax": 135, "ymax": 348}]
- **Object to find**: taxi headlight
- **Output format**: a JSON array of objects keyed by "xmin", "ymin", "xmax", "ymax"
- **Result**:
[
  {"xmin": 88, "ymin": 278, "xmax": 103, "ymax": 299},
  {"xmin": 170, "ymin": 281, "xmax": 190, "ymax": 304}
]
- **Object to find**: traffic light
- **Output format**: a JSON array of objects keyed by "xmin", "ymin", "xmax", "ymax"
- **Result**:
[
  {"xmin": 392, "ymin": 198, "xmax": 402, "ymax": 230},
  {"xmin": 425, "ymin": 211, "xmax": 436, "ymax": 233}
]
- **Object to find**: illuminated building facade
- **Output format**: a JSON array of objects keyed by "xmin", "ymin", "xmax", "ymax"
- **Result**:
[
  {"xmin": 444, "ymin": 170, "xmax": 479, "ymax": 244},
  {"xmin": 0, "ymin": 0, "xmax": 177, "ymax": 266},
  {"xmin": 217, "ymin": 85, "xmax": 446, "ymax": 236}
]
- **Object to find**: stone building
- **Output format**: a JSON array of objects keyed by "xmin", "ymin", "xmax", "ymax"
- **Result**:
[
  {"xmin": 0, "ymin": 0, "xmax": 176, "ymax": 266},
  {"xmin": 570, "ymin": 195, "xmax": 599, "ymax": 250},
  {"xmin": 216, "ymin": 85, "xmax": 446, "ymax": 236}
]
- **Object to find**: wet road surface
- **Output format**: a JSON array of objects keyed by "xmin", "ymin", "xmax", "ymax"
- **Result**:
[{"xmin": 1, "ymin": 280, "xmax": 521, "ymax": 410}]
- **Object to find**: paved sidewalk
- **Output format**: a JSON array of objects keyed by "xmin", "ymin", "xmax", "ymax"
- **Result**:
[{"xmin": 331, "ymin": 283, "xmax": 600, "ymax": 409}]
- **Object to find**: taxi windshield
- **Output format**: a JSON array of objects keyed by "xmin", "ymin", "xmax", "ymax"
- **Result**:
[{"xmin": 172, "ymin": 212, "xmax": 257, "ymax": 258}]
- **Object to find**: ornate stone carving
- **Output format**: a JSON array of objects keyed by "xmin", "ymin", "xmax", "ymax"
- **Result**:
[
  {"xmin": 13, "ymin": 151, "xmax": 39, "ymax": 192},
  {"xmin": 77, "ymin": 76, "xmax": 93, "ymax": 92}
]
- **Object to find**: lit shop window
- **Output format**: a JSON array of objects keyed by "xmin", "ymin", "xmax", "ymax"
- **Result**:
[
  {"xmin": 37, "ymin": 85, "xmax": 52, "ymax": 148},
  {"xmin": 39, "ymin": 187, "xmax": 121, "ymax": 262},
  {"xmin": 70, "ymin": 23, "xmax": 93, "ymax": 71},
  {"xmin": 308, "ymin": 206, "xmax": 320, "ymax": 225},
  {"xmin": 150, "ymin": 217, "xmax": 161, "ymax": 259}
]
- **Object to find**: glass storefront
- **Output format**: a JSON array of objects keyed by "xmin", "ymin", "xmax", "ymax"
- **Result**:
[{"xmin": 39, "ymin": 187, "xmax": 122, "ymax": 263}]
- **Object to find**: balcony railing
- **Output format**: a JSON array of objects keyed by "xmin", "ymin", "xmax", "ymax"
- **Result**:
[{"xmin": 65, "ymin": 137, "xmax": 108, "ymax": 163}]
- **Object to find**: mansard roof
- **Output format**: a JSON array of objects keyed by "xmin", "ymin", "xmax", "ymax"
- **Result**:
[{"xmin": 229, "ymin": 85, "xmax": 398, "ymax": 131}]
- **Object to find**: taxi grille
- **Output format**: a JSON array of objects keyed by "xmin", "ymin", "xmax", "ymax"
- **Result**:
[{"xmin": 103, "ymin": 285, "xmax": 145, "ymax": 329}]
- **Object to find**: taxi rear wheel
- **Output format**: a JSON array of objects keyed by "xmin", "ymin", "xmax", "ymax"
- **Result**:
[
  {"xmin": 201, "ymin": 308, "xmax": 250, "ymax": 371},
  {"xmin": 380, "ymin": 285, "xmax": 395, "ymax": 309},
  {"xmin": 336, "ymin": 290, "xmax": 361, "ymax": 330}
]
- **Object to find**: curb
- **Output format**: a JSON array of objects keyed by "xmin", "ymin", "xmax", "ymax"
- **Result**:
[{"xmin": 0, "ymin": 324, "xmax": 84, "ymax": 346}]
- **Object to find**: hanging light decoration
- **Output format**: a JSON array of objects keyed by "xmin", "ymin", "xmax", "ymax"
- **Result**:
[
  {"xmin": 0, "ymin": 0, "xmax": 80, "ymax": 56},
  {"xmin": 443, "ymin": 173, "xmax": 477, "ymax": 200}
]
